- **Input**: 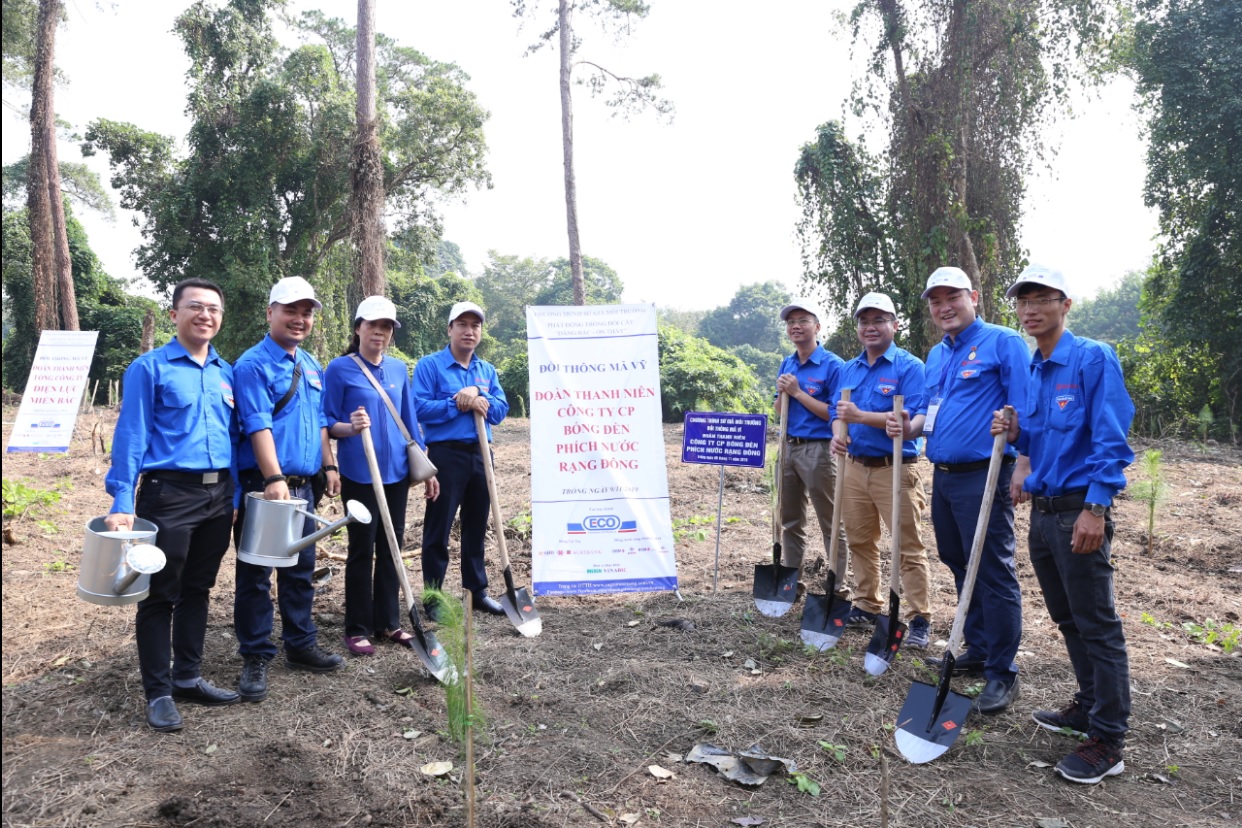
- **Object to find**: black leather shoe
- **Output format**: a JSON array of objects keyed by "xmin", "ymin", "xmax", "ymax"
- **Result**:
[
  {"xmin": 285, "ymin": 644, "xmax": 345, "ymax": 673},
  {"xmin": 171, "ymin": 678, "xmax": 241, "ymax": 706},
  {"xmin": 238, "ymin": 656, "xmax": 270, "ymax": 703},
  {"xmin": 424, "ymin": 601, "xmax": 445, "ymax": 623},
  {"xmin": 147, "ymin": 697, "xmax": 183, "ymax": 732},
  {"xmin": 972, "ymin": 675, "xmax": 1021, "ymax": 715},
  {"xmin": 473, "ymin": 592, "xmax": 506, "ymax": 615},
  {"xmin": 925, "ymin": 653, "xmax": 987, "ymax": 677}
]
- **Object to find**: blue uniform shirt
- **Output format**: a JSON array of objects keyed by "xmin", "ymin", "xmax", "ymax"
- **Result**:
[
  {"xmin": 106, "ymin": 338, "xmax": 238, "ymax": 514},
  {"xmin": 1014, "ymin": 330, "xmax": 1135, "ymax": 505},
  {"xmin": 413, "ymin": 346, "xmax": 509, "ymax": 443},
  {"xmin": 324, "ymin": 354, "xmax": 425, "ymax": 485},
  {"xmin": 924, "ymin": 317, "xmax": 1029, "ymax": 464},
  {"xmin": 776, "ymin": 344, "xmax": 843, "ymax": 439},
  {"xmin": 838, "ymin": 341, "xmax": 926, "ymax": 459},
  {"xmin": 234, "ymin": 335, "xmax": 328, "ymax": 476}
]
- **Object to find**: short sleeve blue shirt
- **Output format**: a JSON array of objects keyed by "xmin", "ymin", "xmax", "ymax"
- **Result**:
[
  {"xmin": 324, "ymin": 354, "xmax": 423, "ymax": 485},
  {"xmin": 412, "ymin": 346, "xmax": 509, "ymax": 443},
  {"xmin": 776, "ymin": 344, "xmax": 843, "ymax": 439},
  {"xmin": 234, "ymin": 335, "xmax": 328, "ymax": 476},
  {"xmin": 838, "ymin": 341, "xmax": 926, "ymax": 459}
]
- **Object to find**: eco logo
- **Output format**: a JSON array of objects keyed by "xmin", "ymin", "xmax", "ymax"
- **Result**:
[{"xmin": 566, "ymin": 514, "xmax": 638, "ymax": 534}]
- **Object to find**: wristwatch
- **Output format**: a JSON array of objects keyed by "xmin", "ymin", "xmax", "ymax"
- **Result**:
[{"xmin": 1084, "ymin": 502, "xmax": 1107, "ymax": 517}]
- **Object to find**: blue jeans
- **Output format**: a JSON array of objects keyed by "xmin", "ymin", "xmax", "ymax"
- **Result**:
[
  {"xmin": 1029, "ymin": 508, "xmax": 1130, "ymax": 744},
  {"xmin": 931, "ymin": 463, "xmax": 1021, "ymax": 681},
  {"xmin": 233, "ymin": 480, "xmax": 319, "ymax": 659}
]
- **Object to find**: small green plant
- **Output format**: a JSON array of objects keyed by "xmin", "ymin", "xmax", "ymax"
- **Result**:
[
  {"xmin": 1182, "ymin": 618, "xmax": 1240, "ymax": 654},
  {"xmin": 697, "ymin": 719, "xmax": 719, "ymax": 735},
  {"xmin": 1165, "ymin": 763, "xmax": 1180, "ymax": 778},
  {"xmin": 43, "ymin": 554, "xmax": 74, "ymax": 574},
  {"xmin": 1130, "ymin": 449, "xmax": 1169, "ymax": 556},
  {"xmin": 1196, "ymin": 404, "xmax": 1215, "ymax": 451},
  {"xmin": 2, "ymin": 478, "xmax": 64, "ymax": 522},
  {"xmin": 817, "ymin": 740, "xmax": 848, "ymax": 762},
  {"xmin": 506, "ymin": 511, "xmax": 533, "ymax": 541},
  {"xmin": 672, "ymin": 515, "xmax": 713, "ymax": 542},
  {"xmin": 963, "ymin": 729, "xmax": 984, "ymax": 747},
  {"xmin": 420, "ymin": 588, "xmax": 478, "ymax": 747},
  {"xmin": 788, "ymin": 771, "xmax": 821, "ymax": 797}
]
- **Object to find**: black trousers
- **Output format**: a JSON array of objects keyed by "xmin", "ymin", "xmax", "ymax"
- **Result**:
[
  {"xmin": 421, "ymin": 442, "xmax": 490, "ymax": 595},
  {"xmin": 340, "ymin": 475, "xmax": 409, "ymax": 638},
  {"xmin": 133, "ymin": 475, "xmax": 234, "ymax": 701}
]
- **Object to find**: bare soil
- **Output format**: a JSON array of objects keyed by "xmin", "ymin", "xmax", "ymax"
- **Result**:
[{"xmin": 3, "ymin": 406, "xmax": 1240, "ymax": 828}]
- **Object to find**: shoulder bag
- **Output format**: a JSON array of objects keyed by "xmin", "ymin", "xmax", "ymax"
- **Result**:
[{"xmin": 349, "ymin": 355, "xmax": 438, "ymax": 483}]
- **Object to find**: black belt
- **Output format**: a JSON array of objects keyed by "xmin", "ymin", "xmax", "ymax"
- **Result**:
[
  {"xmin": 934, "ymin": 456, "xmax": 1016, "ymax": 474},
  {"xmin": 848, "ymin": 454, "xmax": 918, "ymax": 468},
  {"xmin": 241, "ymin": 469, "xmax": 313, "ymax": 489},
  {"xmin": 786, "ymin": 436, "xmax": 830, "ymax": 445},
  {"xmin": 1032, "ymin": 491, "xmax": 1089, "ymax": 514},
  {"xmin": 143, "ymin": 469, "xmax": 230, "ymax": 485},
  {"xmin": 428, "ymin": 440, "xmax": 481, "ymax": 452}
]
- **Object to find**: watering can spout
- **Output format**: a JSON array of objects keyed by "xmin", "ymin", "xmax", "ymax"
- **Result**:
[
  {"xmin": 111, "ymin": 543, "xmax": 165, "ymax": 595},
  {"xmin": 286, "ymin": 499, "xmax": 372, "ymax": 555}
]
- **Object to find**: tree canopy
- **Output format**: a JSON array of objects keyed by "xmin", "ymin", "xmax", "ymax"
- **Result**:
[{"xmin": 696, "ymin": 280, "xmax": 792, "ymax": 354}]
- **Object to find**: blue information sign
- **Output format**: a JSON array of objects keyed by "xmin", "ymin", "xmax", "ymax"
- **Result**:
[{"xmin": 681, "ymin": 412, "xmax": 768, "ymax": 469}]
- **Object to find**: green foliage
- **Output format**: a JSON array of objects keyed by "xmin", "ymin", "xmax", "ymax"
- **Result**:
[
  {"xmin": 1130, "ymin": 449, "xmax": 1168, "ymax": 556},
  {"xmin": 1, "ymin": 0, "xmax": 39, "ymax": 90},
  {"xmin": 498, "ymin": 349, "xmax": 529, "ymax": 419},
  {"xmin": 696, "ymin": 281, "xmax": 792, "ymax": 353},
  {"xmin": 477, "ymin": 252, "xmax": 623, "ymax": 347},
  {"xmin": 655, "ymin": 306, "xmax": 706, "ymax": 336},
  {"xmin": 1142, "ymin": 611, "xmax": 1240, "ymax": 654},
  {"xmin": 657, "ymin": 324, "xmax": 765, "ymax": 422},
  {"xmin": 2, "ymin": 157, "xmax": 116, "ymax": 219},
  {"xmin": 2, "ymin": 478, "xmax": 64, "ymax": 529},
  {"xmin": 1069, "ymin": 271, "xmax": 1143, "ymax": 346},
  {"xmin": 420, "ymin": 587, "xmax": 479, "ymax": 746},
  {"xmin": 817, "ymin": 740, "xmax": 848, "ymax": 763},
  {"xmin": 787, "ymin": 771, "xmax": 821, "ymax": 797},
  {"xmin": 671, "ymin": 515, "xmax": 712, "ymax": 543}
]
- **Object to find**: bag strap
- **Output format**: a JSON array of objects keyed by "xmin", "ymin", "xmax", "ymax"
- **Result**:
[
  {"xmin": 272, "ymin": 362, "xmax": 303, "ymax": 417},
  {"xmin": 349, "ymin": 354, "xmax": 414, "ymax": 443}
]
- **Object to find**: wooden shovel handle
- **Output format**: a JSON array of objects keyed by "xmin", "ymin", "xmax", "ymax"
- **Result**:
[
  {"xmin": 826, "ymin": 388, "xmax": 850, "ymax": 579},
  {"xmin": 359, "ymin": 425, "xmax": 416, "ymax": 609},
  {"xmin": 888, "ymin": 395, "xmax": 904, "ymax": 595},
  {"xmin": 475, "ymin": 411, "xmax": 513, "ymax": 571},
  {"xmin": 772, "ymin": 392, "xmax": 790, "ymax": 545}
]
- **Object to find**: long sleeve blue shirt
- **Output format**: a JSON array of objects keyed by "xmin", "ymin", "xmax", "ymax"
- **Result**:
[
  {"xmin": 776, "ymin": 344, "xmax": 843, "ymax": 439},
  {"xmin": 838, "ymin": 341, "xmax": 926, "ymax": 460},
  {"xmin": 923, "ymin": 317, "xmax": 1030, "ymax": 464},
  {"xmin": 106, "ymin": 338, "xmax": 239, "ymax": 514},
  {"xmin": 1014, "ymin": 330, "xmax": 1135, "ymax": 505},
  {"xmin": 412, "ymin": 346, "xmax": 508, "ymax": 443},
  {"xmin": 234, "ymin": 335, "xmax": 328, "ymax": 476},
  {"xmin": 324, "ymin": 353, "xmax": 424, "ymax": 485}
]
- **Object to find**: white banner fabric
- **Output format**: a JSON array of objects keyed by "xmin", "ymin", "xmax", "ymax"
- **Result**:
[
  {"xmin": 6, "ymin": 330, "xmax": 99, "ymax": 453},
  {"xmin": 526, "ymin": 304, "xmax": 677, "ymax": 596}
]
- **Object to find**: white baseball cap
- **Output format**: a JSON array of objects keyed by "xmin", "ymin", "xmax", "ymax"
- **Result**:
[
  {"xmin": 448, "ymin": 301, "xmax": 486, "ymax": 324},
  {"xmin": 779, "ymin": 299, "xmax": 824, "ymax": 323},
  {"xmin": 1005, "ymin": 263, "xmax": 1067, "ymax": 298},
  {"xmin": 854, "ymin": 291, "xmax": 897, "ymax": 318},
  {"xmin": 268, "ymin": 276, "xmax": 322, "ymax": 309},
  {"xmin": 355, "ymin": 295, "xmax": 402, "ymax": 328},
  {"xmin": 920, "ymin": 266, "xmax": 973, "ymax": 298}
]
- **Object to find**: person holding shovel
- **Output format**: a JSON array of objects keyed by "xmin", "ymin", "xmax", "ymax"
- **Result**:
[
  {"xmin": 774, "ymin": 299, "xmax": 848, "ymax": 595},
  {"xmin": 231, "ymin": 277, "xmax": 344, "ymax": 703},
  {"xmin": 105, "ymin": 278, "xmax": 241, "ymax": 732},
  {"xmin": 920, "ymin": 266, "xmax": 1029, "ymax": 715},
  {"xmin": 993, "ymin": 263, "xmax": 1135, "ymax": 784},
  {"xmin": 413, "ymin": 301, "xmax": 510, "ymax": 619},
  {"xmin": 830, "ymin": 292, "xmax": 933, "ymax": 648}
]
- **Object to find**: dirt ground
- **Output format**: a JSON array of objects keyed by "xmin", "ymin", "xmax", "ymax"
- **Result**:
[{"xmin": 3, "ymin": 405, "xmax": 1240, "ymax": 828}]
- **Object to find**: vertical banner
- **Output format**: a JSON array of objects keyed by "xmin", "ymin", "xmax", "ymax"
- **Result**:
[
  {"xmin": 6, "ymin": 330, "xmax": 99, "ymax": 454},
  {"xmin": 526, "ymin": 304, "xmax": 677, "ymax": 595}
]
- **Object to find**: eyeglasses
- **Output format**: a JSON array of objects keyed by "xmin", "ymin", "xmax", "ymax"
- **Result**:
[
  {"xmin": 1013, "ymin": 296, "xmax": 1066, "ymax": 309},
  {"xmin": 785, "ymin": 317, "xmax": 816, "ymax": 327},
  {"xmin": 856, "ymin": 317, "xmax": 894, "ymax": 328},
  {"xmin": 178, "ymin": 301, "xmax": 223, "ymax": 316}
]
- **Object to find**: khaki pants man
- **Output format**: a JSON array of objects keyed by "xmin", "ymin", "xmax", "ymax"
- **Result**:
[{"xmin": 779, "ymin": 439, "xmax": 849, "ymax": 574}]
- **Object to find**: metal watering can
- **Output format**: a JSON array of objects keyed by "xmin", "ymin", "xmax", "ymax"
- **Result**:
[
  {"xmin": 78, "ymin": 517, "xmax": 167, "ymax": 606},
  {"xmin": 236, "ymin": 493, "xmax": 371, "ymax": 568}
]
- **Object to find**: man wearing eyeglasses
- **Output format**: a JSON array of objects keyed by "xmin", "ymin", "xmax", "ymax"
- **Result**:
[
  {"xmin": 774, "ymin": 300, "xmax": 848, "ymax": 592},
  {"xmin": 105, "ymin": 278, "xmax": 241, "ymax": 732},
  {"xmin": 919, "ymin": 266, "xmax": 1029, "ymax": 716},
  {"xmin": 992, "ymin": 264, "xmax": 1134, "ymax": 784},
  {"xmin": 830, "ymin": 293, "xmax": 933, "ymax": 646}
]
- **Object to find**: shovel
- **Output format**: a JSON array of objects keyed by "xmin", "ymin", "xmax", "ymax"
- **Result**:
[
  {"xmin": 754, "ymin": 392, "xmax": 799, "ymax": 617},
  {"xmin": 475, "ymin": 411, "xmax": 542, "ymax": 637},
  {"xmin": 865, "ymin": 395, "xmax": 908, "ymax": 676},
  {"xmin": 358, "ymin": 425, "xmax": 457, "ymax": 685},
  {"xmin": 894, "ymin": 407, "xmax": 1013, "ymax": 763},
  {"xmin": 800, "ymin": 388, "xmax": 853, "ymax": 650}
]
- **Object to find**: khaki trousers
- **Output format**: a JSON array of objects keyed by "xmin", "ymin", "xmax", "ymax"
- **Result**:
[
  {"xmin": 840, "ymin": 457, "xmax": 932, "ymax": 618},
  {"xmin": 779, "ymin": 440, "xmax": 848, "ymax": 573}
]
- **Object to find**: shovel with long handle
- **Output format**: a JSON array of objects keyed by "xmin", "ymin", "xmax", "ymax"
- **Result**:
[
  {"xmin": 754, "ymin": 392, "xmax": 799, "ymax": 617},
  {"xmin": 475, "ymin": 411, "xmax": 542, "ymax": 637},
  {"xmin": 865, "ymin": 395, "xmax": 908, "ymax": 676},
  {"xmin": 894, "ymin": 406, "xmax": 1014, "ymax": 763},
  {"xmin": 358, "ymin": 425, "xmax": 457, "ymax": 685},
  {"xmin": 800, "ymin": 388, "xmax": 854, "ymax": 650}
]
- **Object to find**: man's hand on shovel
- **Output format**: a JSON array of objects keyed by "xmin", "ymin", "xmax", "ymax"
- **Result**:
[{"xmin": 991, "ymin": 409, "xmax": 1030, "ymax": 505}]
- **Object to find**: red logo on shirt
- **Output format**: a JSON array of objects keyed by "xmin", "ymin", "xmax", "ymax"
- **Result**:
[{"xmin": 1056, "ymin": 395, "xmax": 1074, "ymax": 410}]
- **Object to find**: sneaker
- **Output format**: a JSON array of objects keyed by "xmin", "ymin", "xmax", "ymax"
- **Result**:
[
  {"xmin": 1032, "ymin": 700, "xmax": 1090, "ymax": 738},
  {"xmin": 1055, "ymin": 736, "xmax": 1124, "ymax": 784},
  {"xmin": 238, "ymin": 655, "xmax": 270, "ymax": 702},
  {"xmin": 905, "ymin": 616, "xmax": 930, "ymax": 649},
  {"xmin": 845, "ymin": 607, "xmax": 877, "ymax": 628},
  {"xmin": 285, "ymin": 644, "xmax": 345, "ymax": 673}
]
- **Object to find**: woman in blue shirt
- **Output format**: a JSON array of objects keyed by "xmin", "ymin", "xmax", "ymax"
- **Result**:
[{"xmin": 324, "ymin": 296, "xmax": 439, "ymax": 655}]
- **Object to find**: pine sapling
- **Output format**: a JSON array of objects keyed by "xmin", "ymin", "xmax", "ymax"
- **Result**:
[{"xmin": 1130, "ymin": 449, "xmax": 1168, "ymax": 556}]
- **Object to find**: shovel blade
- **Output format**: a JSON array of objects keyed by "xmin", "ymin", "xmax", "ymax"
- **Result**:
[
  {"xmin": 863, "ymin": 614, "xmax": 908, "ymax": 676},
  {"xmin": 894, "ymin": 681, "xmax": 972, "ymax": 764},
  {"xmin": 799, "ymin": 593, "xmax": 852, "ymax": 651},
  {"xmin": 407, "ymin": 607, "xmax": 459, "ymax": 685},
  {"xmin": 753, "ymin": 558, "xmax": 799, "ymax": 618},
  {"xmin": 501, "ymin": 587, "xmax": 542, "ymax": 638}
]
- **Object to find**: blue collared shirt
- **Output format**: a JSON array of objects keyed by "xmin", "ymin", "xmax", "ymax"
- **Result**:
[
  {"xmin": 413, "ymin": 346, "xmax": 509, "ymax": 443},
  {"xmin": 324, "ymin": 354, "xmax": 425, "ymax": 485},
  {"xmin": 234, "ymin": 335, "xmax": 328, "ymax": 476},
  {"xmin": 838, "ymin": 341, "xmax": 926, "ymax": 459},
  {"xmin": 106, "ymin": 338, "xmax": 239, "ymax": 514},
  {"xmin": 776, "ymin": 344, "xmax": 843, "ymax": 438},
  {"xmin": 923, "ymin": 317, "xmax": 1029, "ymax": 464},
  {"xmin": 1014, "ymin": 330, "xmax": 1134, "ymax": 505}
]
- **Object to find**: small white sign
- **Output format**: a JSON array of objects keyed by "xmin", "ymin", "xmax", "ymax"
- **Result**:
[{"xmin": 6, "ymin": 330, "xmax": 99, "ymax": 454}]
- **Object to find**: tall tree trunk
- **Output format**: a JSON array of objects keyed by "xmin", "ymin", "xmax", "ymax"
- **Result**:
[
  {"xmin": 27, "ymin": 0, "xmax": 75, "ymax": 332},
  {"xmin": 350, "ymin": 0, "xmax": 385, "ymax": 299},
  {"xmin": 559, "ymin": 0, "xmax": 585, "ymax": 306},
  {"xmin": 140, "ymin": 307, "xmax": 155, "ymax": 353}
]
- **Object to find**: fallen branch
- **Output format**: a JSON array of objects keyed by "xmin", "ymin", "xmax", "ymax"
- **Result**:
[{"xmin": 559, "ymin": 790, "xmax": 609, "ymax": 823}]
